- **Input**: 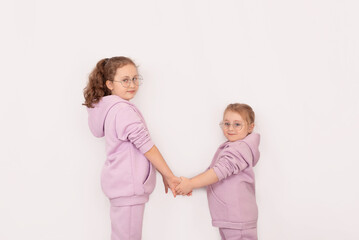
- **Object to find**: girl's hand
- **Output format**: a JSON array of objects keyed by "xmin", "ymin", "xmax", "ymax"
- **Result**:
[
  {"xmin": 175, "ymin": 177, "xmax": 193, "ymax": 196},
  {"xmin": 162, "ymin": 175, "xmax": 181, "ymax": 197}
]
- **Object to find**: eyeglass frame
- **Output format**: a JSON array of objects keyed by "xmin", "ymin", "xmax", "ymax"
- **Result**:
[
  {"xmin": 112, "ymin": 75, "xmax": 143, "ymax": 88},
  {"xmin": 219, "ymin": 121, "xmax": 245, "ymax": 131}
]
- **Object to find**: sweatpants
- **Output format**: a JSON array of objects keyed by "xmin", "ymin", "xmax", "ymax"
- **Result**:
[
  {"xmin": 110, "ymin": 204, "xmax": 145, "ymax": 240},
  {"xmin": 219, "ymin": 227, "xmax": 257, "ymax": 240}
]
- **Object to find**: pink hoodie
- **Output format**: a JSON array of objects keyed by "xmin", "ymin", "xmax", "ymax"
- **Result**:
[
  {"xmin": 87, "ymin": 95, "xmax": 156, "ymax": 206},
  {"xmin": 207, "ymin": 133, "xmax": 260, "ymax": 229}
]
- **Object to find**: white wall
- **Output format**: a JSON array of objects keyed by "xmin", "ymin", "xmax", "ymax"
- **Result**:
[{"xmin": 1, "ymin": 0, "xmax": 358, "ymax": 239}]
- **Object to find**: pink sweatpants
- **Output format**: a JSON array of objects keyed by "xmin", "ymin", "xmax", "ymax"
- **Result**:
[
  {"xmin": 110, "ymin": 204, "xmax": 145, "ymax": 240},
  {"xmin": 219, "ymin": 227, "xmax": 257, "ymax": 240}
]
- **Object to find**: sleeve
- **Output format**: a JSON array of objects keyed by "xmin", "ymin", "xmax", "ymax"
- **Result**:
[
  {"xmin": 212, "ymin": 142, "xmax": 252, "ymax": 181},
  {"xmin": 115, "ymin": 106, "xmax": 154, "ymax": 154}
]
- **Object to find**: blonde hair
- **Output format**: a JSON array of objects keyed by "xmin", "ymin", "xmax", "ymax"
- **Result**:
[{"xmin": 224, "ymin": 103, "xmax": 255, "ymax": 125}]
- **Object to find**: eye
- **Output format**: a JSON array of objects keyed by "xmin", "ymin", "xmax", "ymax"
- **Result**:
[
  {"xmin": 234, "ymin": 123, "xmax": 241, "ymax": 128},
  {"xmin": 224, "ymin": 122, "xmax": 231, "ymax": 127},
  {"xmin": 122, "ymin": 78, "xmax": 129, "ymax": 83}
]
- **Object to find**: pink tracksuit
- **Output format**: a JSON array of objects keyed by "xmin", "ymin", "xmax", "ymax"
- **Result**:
[
  {"xmin": 207, "ymin": 133, "xmax": 260, "ymax": 240},
  {"xmin": 87, "ymin": 95, "xmax": 156, "ymax": 240}
]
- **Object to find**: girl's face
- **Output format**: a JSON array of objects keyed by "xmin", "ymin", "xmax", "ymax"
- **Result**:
[
  {"xmin": 106, "ymin": 64, "xmax": 139, "ymax": 100},
  {"xmin": 221, "ymin": 110, "xmax": 254, "ymax": 142}
]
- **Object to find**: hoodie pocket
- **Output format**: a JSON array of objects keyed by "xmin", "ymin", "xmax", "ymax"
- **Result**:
[
  {"xmin": 209, "ymin": 185, "xmax": 226, "ymax": 206},
  {"xmin": 143, "ymin": 163, "xmax": 156, "ymax": 193},
  {"xmin": 207, "ymin": 185, "xmax": 227, "ymax": 221}
]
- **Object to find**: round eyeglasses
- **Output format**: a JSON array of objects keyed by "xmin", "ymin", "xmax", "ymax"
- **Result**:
[
  {"xmin": 219, "ymin": 121, "xmax": 244, "ymax": 131},
  {"xmin": 112, "ymin": 75, "xmax": 143, "ymax": 88}
]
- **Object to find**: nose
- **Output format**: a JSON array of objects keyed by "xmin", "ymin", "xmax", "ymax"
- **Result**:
[{"xmin": 128, "ymin": 79, "xmax": 136, "ymax": 88}]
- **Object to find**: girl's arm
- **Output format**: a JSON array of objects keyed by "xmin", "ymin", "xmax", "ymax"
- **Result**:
[
  {"xmin": 144, "ymin": 145, "xmax": 180, "ymax": 197},
  {"xmin": 175, "ymin": 169, "xmax": 219, "ymax": 195},
  {"xmin": 114, "ymin": 106, "xmax": 181, "ymax": 197}
]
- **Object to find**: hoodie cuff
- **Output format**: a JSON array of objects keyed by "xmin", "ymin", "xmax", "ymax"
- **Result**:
[
  {"xmin": 138, "ymin": 139, "xmax": 155, "ymax": 154},
  {"xmin": 212, "ymin": 166, "xmax": 225, "ymax": 181}
]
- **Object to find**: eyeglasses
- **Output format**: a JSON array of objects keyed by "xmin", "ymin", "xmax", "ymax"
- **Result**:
[
  {"xmin": 219, "ymin": 121, "xmax": 244, "ymax": 131},
  {"xmin": 112, "ymin": 75, "xmax": 143, "ymax": 88}
]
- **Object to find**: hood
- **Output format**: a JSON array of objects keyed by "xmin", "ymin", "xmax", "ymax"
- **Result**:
[
  {"xmin": 241, "ymin": 132, "xmax": 260, "ymax": 166},
  {"xmin": 87, "ymin": 95, "xmax": 131, "ymax": 138}
]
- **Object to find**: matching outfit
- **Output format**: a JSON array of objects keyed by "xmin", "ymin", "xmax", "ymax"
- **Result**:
[
  {"xmin": 87, "ymin": 95, "xmax": 156, "ymax": 240},
  {"xmin": 207, "ymin": 133, "xmax": 260, "ymax": 240},
  {"xmin": 87, "ymin": 95, "xmax": 260, "ymax": 240}
]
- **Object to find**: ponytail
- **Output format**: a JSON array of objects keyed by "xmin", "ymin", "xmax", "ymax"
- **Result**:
[
  {"xmin": 83, "ymin": 56, "xmax": 136, "ymax": 108},
  {"xmin": 83, "ymin": 58, "xmax": 111, "ymax": 108}
]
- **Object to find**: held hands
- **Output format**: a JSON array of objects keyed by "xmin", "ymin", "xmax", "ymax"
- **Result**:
[
  {"xmin": 163, "ymin": 168, "xmax": 218, "ymax": 197},
  {"xmin": 162, "ymin": 175, "xmax": 181, "ymax": 197},
  {"xmin": 175, "ymin": 177, "xmax": 193, "ymax": 196},
  {"xmin": 144, "ymin": 145, "xmax": 192, "ymax": 197},
  {"xmin": 162, "ymin": 175, "xmax": 192, "ymax": 197}
]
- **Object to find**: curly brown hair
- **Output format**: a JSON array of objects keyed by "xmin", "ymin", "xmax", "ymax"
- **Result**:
[
  {"xmin": 83, "ymin": 56, "xmax": 136, "ymax": 108},
  {"xmin": 224, "ymin": 103, "xmax": 255, "ymax": 125}
]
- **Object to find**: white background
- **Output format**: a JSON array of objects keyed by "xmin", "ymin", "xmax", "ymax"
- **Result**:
[{"xmin": 1, "ymin": 0, "xmax": 359, "ymax": 239}]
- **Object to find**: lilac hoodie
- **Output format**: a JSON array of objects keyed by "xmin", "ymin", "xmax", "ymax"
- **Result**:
[
  {"xmin": 87, "ymin": 95, "xmax": 156, "ymax": 206},
  {"xmin": 207, "ymin": 133, "xmax": 260, "ymax": 230}
]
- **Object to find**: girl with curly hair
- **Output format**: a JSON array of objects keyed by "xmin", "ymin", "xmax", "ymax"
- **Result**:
[{"xmin": 83, "ymin": 56, "xmax": 181, "ymax": 240}]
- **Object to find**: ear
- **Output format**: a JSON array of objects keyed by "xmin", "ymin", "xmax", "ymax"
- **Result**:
[
  {"xmin": 105, "ymin": 80, "xmax": 114, "ymax": 91},
  {"xmin": 248, "ymin": 123, "xmax": 255, "ymax": 133}
]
